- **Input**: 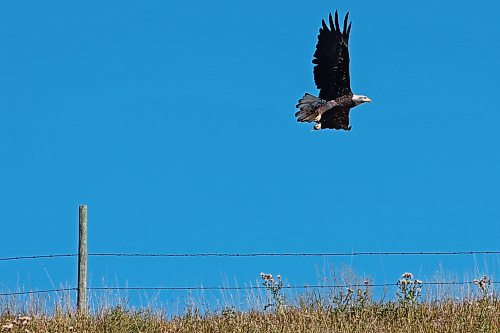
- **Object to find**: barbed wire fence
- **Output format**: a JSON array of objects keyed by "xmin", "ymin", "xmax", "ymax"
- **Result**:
[
  {"xmin": 2, "ymin": 250, "xmax": 500, "ymax": 262},
  {"xmin": 1, "ymin": 281, "xmax": 499, "ymax": 297},
  {"xmin": 0, "ymin": 205, "xmax": 499, "ymax": 311}
]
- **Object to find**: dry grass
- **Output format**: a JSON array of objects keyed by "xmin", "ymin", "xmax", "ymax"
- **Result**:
[
  {"xmin": 1, "ymin": 298, "xmax": 499, "ymax": 333},
  {"xmin": 1, "ymin": 273, "xmax": 498, "ymax": 333}
]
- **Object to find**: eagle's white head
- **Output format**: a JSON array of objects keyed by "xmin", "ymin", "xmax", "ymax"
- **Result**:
[{"xmin": 352, "ymin": 94, "xmax": 372, "ymax": 106}]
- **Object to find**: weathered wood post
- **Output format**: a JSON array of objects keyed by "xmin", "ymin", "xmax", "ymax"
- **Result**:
[{"xmin": 77, "ymin": 204, "xmax": 88, "ymax": 314}]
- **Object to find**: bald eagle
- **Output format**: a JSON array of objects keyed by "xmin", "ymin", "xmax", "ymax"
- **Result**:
[{"xmin": 295, "ymin": 11, "xmax": 371, "ymax": 131}]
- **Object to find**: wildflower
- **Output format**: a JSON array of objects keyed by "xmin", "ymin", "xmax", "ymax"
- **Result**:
[
  {"xmin": 364, "ymin": 279, "xmax": 370, "ymax": 285},
  {"xmin": 1, "ymin": 323, "xmax": 13, "ymax": 330},
  {"xmin": 402, "ymin": 272, "xmax": 413, "ymax": 279},
  {"xmin": 18, "ymin": 317, "xmax": 31, "ymax": 325},
  {"xmin": 260, "ymin": 272, "xmax": 273, "ymax": 281},
  {"xmin": 473, "ymin": 279, "xmax": 480, "ymax": 285},
  {"xmin": 415, "ymin": 279, "xmax": 423, "ymax": 285},
  {"xmin": 276, "ymin": 274, "xmax": 281, "ymax": 280},
  {"xmin": 398, "ymin": 279, "xmax": 409, "ymax": 286}
]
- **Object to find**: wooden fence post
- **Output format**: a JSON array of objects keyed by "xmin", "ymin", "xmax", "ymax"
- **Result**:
[{"xmin": 77, "ymin": 204, "xmax": 88, "ymax": 314}]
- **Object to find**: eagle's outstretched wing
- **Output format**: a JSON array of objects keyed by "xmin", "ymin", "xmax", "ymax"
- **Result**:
[{"xmin": 313, "ymin": 11, "xmax": 352, "ymax": 101}]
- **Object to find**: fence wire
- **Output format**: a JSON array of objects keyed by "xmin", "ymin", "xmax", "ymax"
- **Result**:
[
  {"xmin": 0, "ymin": 254, "xmax": 77, "ymax": 262},
  {"xmin": 2, "ymin": 251, "xmax": 498, "ymax": 297},
  {"xmin": 1, "ymin": 281, "xmax": 498, "ymax": 297},
  {"xmin": 1, "ymin": 250, "xmax": 500, "ymax": 262},
  {"xmin": 0, "ymin": 288, "xmax": 77, "ymax": 296}
]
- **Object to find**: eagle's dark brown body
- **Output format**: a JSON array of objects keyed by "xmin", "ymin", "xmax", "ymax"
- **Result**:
[
  {"xmin": 296, "ymin": 93, "xmax": 355, "ymax": 130},
  {"xmin": 321, "ymin": 95, "xmax": 355, "ymax": 130}
]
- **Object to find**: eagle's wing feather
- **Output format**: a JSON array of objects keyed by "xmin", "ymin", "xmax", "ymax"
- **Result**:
[{"xmin": 312, "ymin": 11, "xmax": 352, "ymax": 101}]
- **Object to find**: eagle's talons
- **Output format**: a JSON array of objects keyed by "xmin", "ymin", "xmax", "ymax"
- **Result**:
[{"xmin": 314, "ymin": 114, "xmax": 322, "ymax": 122}]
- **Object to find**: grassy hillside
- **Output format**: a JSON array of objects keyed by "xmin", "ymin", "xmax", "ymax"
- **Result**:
[
  {"xmin": 1, "ymin": 273, "xmax": 498, "ymax": 333},
  {"xmin": 1, "ymin": 299, "xmax": 499, "ymax": 333}
]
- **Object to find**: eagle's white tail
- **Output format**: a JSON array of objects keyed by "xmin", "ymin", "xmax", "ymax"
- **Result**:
[{"xmin": 295, "ymin": 93, "xmax": 326, "ymax": 123}]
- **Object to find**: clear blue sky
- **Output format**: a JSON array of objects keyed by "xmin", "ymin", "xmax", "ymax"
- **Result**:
[{"xmin": 1, "ymin": 0, "xmax": 499, "ymax": 306}]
